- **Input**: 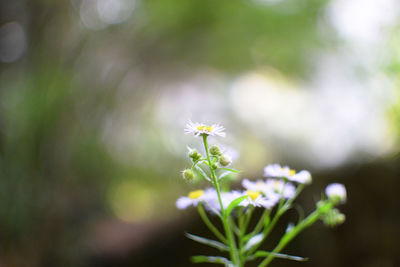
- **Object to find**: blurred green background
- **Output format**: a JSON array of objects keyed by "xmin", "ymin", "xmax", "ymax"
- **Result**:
[{"xmin": 0, "ymin": 0, "xmax": 399, "ymax": 266}]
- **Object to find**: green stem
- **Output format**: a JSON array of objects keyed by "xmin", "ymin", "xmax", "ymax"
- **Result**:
[
  {"xmin": 203, "ymin": 135, "xmax": 224, "ymax": 213},
  {"xmin": 202, "ymin": 135, "xmax": 240, "ymax": 266},
  {"xmin": 197, "ymin": 205, "xmax": 227, "ymax": 244},
  {"xmin": 242, "ymin": 207, "xmax": 254, "ymax": 234},
  {"xmin": 247, "ymin": 209, "xmax": 270, "ymax": 239},
  {"xmin": 246, "ymin": 194, "xmax": 285, "ymax": 256},
  {"xmin": 257, "ymin": 201, "xmax": 334, "ymax": 267}
]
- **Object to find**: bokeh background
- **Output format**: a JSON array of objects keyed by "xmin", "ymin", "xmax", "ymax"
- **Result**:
[{"xmin": 1, "ymin": 0, "xmax": 400, "ymax": 266}]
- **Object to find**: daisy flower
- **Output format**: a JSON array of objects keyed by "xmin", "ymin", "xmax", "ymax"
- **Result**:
[
  {"xmin": 176, "ymin": 188, "xmax": 216, "ymax": 209},
  {"xmin": 263, "ymin": 164, "xmax": 312, "ymax": 184},
  {"xmin": 263, "ymin": 179, "xmax": 296, "ymax": 200},
  {"xmin": 242, "ymin": 179, "xmax": 295, "ymax": 202},
  {"xmin": 184, "ymin": 121, "xmax": 226, "ymax": 137},
  {"xmin": 325, "ymin": 183, "xmax": 347, "ymax": 203},
  {"xmin": 242, "ymin": 179, "xmax": 269, "ymax": 193},
  {"xmin": 240, "ymin": 190, "xmax": 277, "ymax": 209}
]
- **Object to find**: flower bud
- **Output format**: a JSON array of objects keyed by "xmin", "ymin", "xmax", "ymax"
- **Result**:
[
  {"xmin": 188, "ymin": 149, "xmax": 201, "ymax": 161},
  {"xmin": 325, "ymin": 183, "xmax": 347, "ymax": 204},
  {"xmin": 211, "ymin": 163, "xmax": 219, "ymax": 170},
  {"xmin": 182, "ymin": 169, "xmax": 195, "ymax": 181},
  {"xmin": 321, "ymin": 208, "xmax": 346, "ymax": 227},
  {"xmin": 209, "ymin": 145, "xmax": 222, "ymax": 156},
  {"xmin": 219, "ymin": 154, "xmax": 232, "ymax": 166}
]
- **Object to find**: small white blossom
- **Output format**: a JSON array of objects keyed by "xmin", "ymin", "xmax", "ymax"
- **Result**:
[
  {"xmin": 264, "ymin": 164, "xmax": 312, "ymax": 184},
  {"xmin": 325, "ymin": 183, "xmax": 347, "ymax": 203},
  {"xmin": 242, "ymin": 178, "xmax": 295, "ymax": 201},
  {"xmin": 291, "ymin": 170, "xmax": 312, "ymax": 184},
  {"xmin": 264, "ymin": 179, "xmax": 296, "ymax": 199},
  {"xmin": 240, "ymin": 190, "xmax": 277, "ymax": 209},
  {"xmin": 176, "ymin": 188, "xmax": 216, "ymax": 209},
  {"xmin": 242, "ymin": 179, "xmax": 268, "ymax": 192},
  {"xmin": 184, "ymin": 121, "xmax": 226, "ymax": 137}
]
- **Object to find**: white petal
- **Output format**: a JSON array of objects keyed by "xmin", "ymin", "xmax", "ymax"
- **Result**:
[{"xmin": 176, "ymin": 197, "xmax": 193, "ymax": 209}]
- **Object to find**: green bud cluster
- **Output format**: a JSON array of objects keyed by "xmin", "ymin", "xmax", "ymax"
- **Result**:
[
  {"xmin": 321, "ymin": 208, "xmax": 346, "ymax": 227},
  {"xmin": 182, "ymin": 169, "xmax": 195, "ymax": 181},
  {"xmin": 209, "ymin": 145, "xmax": 222, "ymax": 156},
  {"xmin": 188, "ymin": 148, "xmax": 202, "ymax": 162},
  {"xmin": 219, "ymin": 154, "xmax": 232, "ymax": 167}
]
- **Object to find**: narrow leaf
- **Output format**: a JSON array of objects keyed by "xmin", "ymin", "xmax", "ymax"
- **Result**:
[
  {"xmin": 191, "ymin": 255, "xmax": 232, "ymax": 265},
  {"xmin": 194, "ymin": 165, "xmax": 211, "ymax": 182},
  {"xmin": 243, "ymin": 233, "xmax": 264, "ymax": 252},
  {"xmin": 225, "ymin": 196, "xmax": 248, "ymax": 217},
  {"xmin": 218, "ymin": 171, "xmax": 231, "ymax": 181},
  {"xmin": 219, "ymin": 167, "xmax": 241, "ymax": 173},
  {"xmin": 185, "ymin": 233, "xmax": 229, "ymax": 252},
  {"xmin": 252, "ymin": 251, "xmax": 308, "ymax": 262}
]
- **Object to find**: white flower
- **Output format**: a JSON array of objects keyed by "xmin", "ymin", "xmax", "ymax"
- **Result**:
[
  {"xmin": 184, "ymin": 121, "xmax": 226, "ymax": 137},
  {"xmin": 325, "ymin": 183, "xmax": 347, "ymax": 203},
  {"xmin": 291, "ymin": 170, "xmax": 312, "ymax": 184},
  {"xmin": 242, "ymin": 178, "xmax": 295, "ymax": 201},
  {"xmin": 264, "ymin": 179, "xmax": 296, "ymax": 199},
  {"xmin": 240, "ymin": 190, "xmax": 277, "ymax": 209},
  {"xmin": 176, "ymin": 188, "xmax": 216, "ymax": 209},
  {"xmin": 242, "ymin": 179, "xmax": 268, "ymax": 192},
  {"xmin": 263, "ymin": 164, "xmax": 312, "ymax": 184}
]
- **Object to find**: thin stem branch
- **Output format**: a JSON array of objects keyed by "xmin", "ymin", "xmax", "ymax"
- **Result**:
[
  {"xmin": 197, "ymin": 205, "xmax": 227, "ymax": 244},
  {"xmin": 202, "ymin": 135, "xmax": 240, "ymax": 266},
  {"xmin": 257, "ymin": 201, "xmax": 334, "ymax": 267}
]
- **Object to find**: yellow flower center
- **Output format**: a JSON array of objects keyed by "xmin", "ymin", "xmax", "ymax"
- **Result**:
[
  {"xmin": 246, "ymin": 190, "xmax": 260, "ymax": 201},
  {"xmin": 188, "ymin": 190, "xmax": 204, "ymax": 199},
  {"xmin": 281, "ymin": 167, "xmax": 296, "ymax": 177},
  {"xmin": 197, "ymin": 125, "xmax": 213, "ymax": 132}
]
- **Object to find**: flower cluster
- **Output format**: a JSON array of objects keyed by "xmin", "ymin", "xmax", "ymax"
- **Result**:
[
  {"xmin": 177, "ymin": 166, "xmax": 300, "ymax": 212},
  {"xmin": 177, "ymin": 122, "xmax": 347, "ymax": 267}
]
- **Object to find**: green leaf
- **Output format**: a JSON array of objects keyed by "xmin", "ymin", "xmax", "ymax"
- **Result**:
[
  {"xmin": 225, "ymin": 195, "xmax": 247, "ymax": 217},
  {"xmin": 217, "ymin": 171, "xmax": 231, "ymax": 181},
  {"xmin": 191, "ymin": 255, "xmax": 232, "ymax": 265},
  {"xmin": 219, "ymin": 167, "xmax": 241, "ymax": 173},
  {"xmin": 251, "ymin": 251, "xmax": 308, "ymax": 262},
  {"xmin": 194, "ymin": 165, "xmax": 211, "ymax": 182},
  {"xmin": 185, "ymin": 233, "xmax": 229, "ymax": 252},
  {"xmin": 243, "ymin": 233, "xmax": 264, "ymax": 252}
]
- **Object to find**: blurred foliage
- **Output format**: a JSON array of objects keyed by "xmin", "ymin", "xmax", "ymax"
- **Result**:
[
  {"xmin": 138, "ymin": 0, "xmax": 329, "ymax": 75},
  {"xmin": 0, "ymin": 60, "xmax": 120, "ymax": 266},
  {"xmin": 386, "ymin": 29, "xmax": 400, "ymax": 147}
]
